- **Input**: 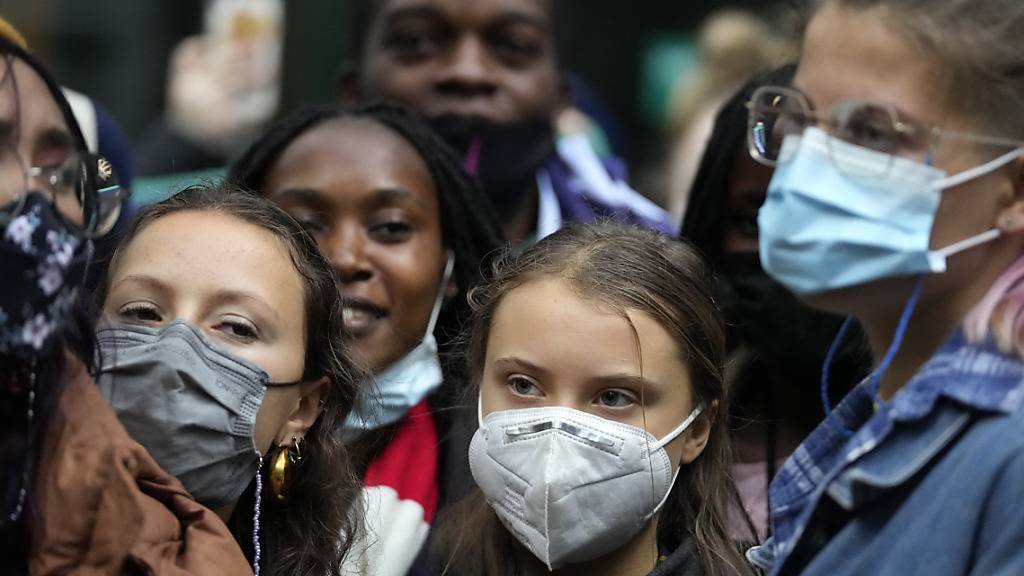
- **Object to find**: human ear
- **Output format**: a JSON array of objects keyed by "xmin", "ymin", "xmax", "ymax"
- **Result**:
[
  {"xmin": 678, "ymin": 400, "xmax": 718, "ymax": 466},
  {"xmin": 995, "ymin": 156, "xmax": 1024, "ymax": 235},
  {"xmin": 274, "ymin": 377, "xmax": 330, "ymax": 446}
]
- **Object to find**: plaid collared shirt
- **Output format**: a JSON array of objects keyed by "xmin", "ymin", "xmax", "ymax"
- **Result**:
[{"xmin": 748, "ymin": 328, "xmax": 1024, "ymax": 573}]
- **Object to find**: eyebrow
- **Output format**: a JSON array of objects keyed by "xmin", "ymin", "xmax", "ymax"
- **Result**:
[
  {"xmin": 274, "ymin": 186, "xmax": 421, "ymax": 207},
  {"xmin": 493, "ymin": 356, "xmax": 552, "ymax": 379},
  {"xmin": 272, "ymin": 187, "xmax": 327, "ymax": 204},
  {"xmin": 588, "ymin": 373, "xmax": 661, "ymax": 392},
  {"xmin": 487, "ymin": 12, "xmax": 549, "ymax": 33},
  {"xmin": 111, "ymin": 274, "xmax": 172, "ymax": 299},
  {"xmin": 370, "ymin": 187, "xmax": 420, "ymax": 206}
]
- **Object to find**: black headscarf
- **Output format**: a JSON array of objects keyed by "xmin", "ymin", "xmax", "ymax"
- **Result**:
[{"xmin": 681, "ymin": 64, "xmax": 796, "ymax": 265}]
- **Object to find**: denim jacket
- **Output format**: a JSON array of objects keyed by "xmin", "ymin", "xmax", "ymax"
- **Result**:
[{"xmin": 748, "ymin": 329, "xmax": 1024, "ymax": 575}]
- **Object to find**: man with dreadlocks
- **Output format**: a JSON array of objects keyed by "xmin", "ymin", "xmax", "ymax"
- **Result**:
[
  {"xmin": 228, "ymin": 102, "xmax": 505, "ymax": 576},
  {"xmin": 339, "ymin": 0, "xmax": 676, "ymax": 245}
]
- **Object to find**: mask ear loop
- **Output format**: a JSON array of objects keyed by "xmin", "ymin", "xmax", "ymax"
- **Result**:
[
  {"xmin": 935, "ymin": 147, "xmax": 1024, "ymax": 190},
  {"xmin": 476, "ymin": 394, "xmax": 484, "ymax": 428},
  {"xmin": 648, "ymin": 404, "xmax": 705, "ymax": 515},
  {"xmin": 424, "ymin": 251, "xmax": 456, "ymax": 341}
]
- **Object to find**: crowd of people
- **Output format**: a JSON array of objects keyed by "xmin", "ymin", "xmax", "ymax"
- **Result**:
[{"xmin": 2, "ymin": 0, "xmax": 1024, "ymax": 575}]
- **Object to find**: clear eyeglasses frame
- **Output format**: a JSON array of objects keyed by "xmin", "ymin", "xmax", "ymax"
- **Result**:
[
  {"xmin": 745, "ymin": 85, "xmax": 1024, "ymax": 178},
  {"xmin": 1, "ymin": 150, "xmax": 126, "ymax": 238}
]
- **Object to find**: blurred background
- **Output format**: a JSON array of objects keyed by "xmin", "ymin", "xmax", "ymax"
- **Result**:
[{"xmin": 0, "ymin": 0, "xmax": 799, "ymax": 210}]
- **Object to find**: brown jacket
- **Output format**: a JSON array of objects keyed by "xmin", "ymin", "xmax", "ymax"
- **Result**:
[{"xmin": 28, "ymin": 355, "xmax": 253, "ymax": 575}]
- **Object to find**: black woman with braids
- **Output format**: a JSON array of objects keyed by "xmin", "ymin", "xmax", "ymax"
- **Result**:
[{"xmin": 229, "ymin": 102, "xmax": 505, "ymax": 576}]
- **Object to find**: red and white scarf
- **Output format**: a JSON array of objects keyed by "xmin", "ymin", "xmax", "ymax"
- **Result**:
[{"xmin": 341, "ymin": 401, "xmax": 439, "ymax": 576}]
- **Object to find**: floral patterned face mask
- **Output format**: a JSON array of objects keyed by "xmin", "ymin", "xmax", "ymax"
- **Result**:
[{"xmin": 0, "ymin": 192, "xmax": 92, "ymax": 358}]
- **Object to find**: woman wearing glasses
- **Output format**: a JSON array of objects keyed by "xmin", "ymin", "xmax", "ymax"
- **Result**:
[
  {"xmin": 745, "ymin": 1, "xmax": 1024, "ymax": 575},
  {"xmin": 0, "ymin": 36, "xmax": 249, "ymax": 574}
]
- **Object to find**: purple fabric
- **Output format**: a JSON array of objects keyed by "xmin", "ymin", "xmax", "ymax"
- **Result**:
[{"xmin": 544, "ymin": 153, "xmax": 677, "ymax": 236}]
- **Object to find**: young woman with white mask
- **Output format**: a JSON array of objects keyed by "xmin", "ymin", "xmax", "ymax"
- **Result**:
[
  {"xmin": 429, "ymin": 222, "xmax": 755, "ymax": 576},
  {"xmin": 745, "ymin": 1, "xmax": 1024, "ymax": 574},
  {"xmin": 95, "ymin": 184, "xmax": 364, "ymax": 576}
]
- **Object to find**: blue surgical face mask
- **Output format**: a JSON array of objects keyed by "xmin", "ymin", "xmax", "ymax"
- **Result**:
[
  {"xmin": 342, "ymin": 253, "xmax": 455, "ymax": 438},
  {"xmin": 758, "ymin": 127, "xmax": 1021, "ymax": 295}
]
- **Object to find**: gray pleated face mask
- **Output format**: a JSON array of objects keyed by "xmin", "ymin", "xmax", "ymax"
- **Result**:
[{"xmin": 96, "ymin": 320, "xmax": 301, "ymax": 509}]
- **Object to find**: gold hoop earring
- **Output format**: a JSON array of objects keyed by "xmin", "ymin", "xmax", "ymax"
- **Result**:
[{"xmin": 269, "ymin": 437, "xmax": 303, "ymax": 502}]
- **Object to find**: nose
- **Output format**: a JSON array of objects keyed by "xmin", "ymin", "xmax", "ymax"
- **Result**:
[
  {"xmin": 327, "ymin": 227, "xmax": 374, "ymax": 284},
  {"xmin": 435, "ymin": 36, "xmax": 498, "ymax": 98}
]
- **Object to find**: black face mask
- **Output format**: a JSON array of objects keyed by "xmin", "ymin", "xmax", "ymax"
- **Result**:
[
  {"xmin": 429, "ymin": 115, "xmax": 555, "ymax": 214},
  {"xmin": 0, "ymin": 193, "xmax": 92, "ymax": 358},
  {"xmin": 716, "ymin": 252, "xmax": 849, "ymax": 375}
]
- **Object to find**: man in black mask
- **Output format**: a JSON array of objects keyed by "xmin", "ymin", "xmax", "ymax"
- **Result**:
[
  {"xmin": 341, "ymin": 0, "xmax": 676, "ymax": 244},
  {"xmin": 680, "ymin": 64, "xmax": 870, "ymax": 540}
]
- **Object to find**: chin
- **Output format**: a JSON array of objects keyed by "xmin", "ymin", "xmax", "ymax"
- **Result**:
[{"xmin": 799, "ymin": 276, "xmax": 920, "ymax": 319}]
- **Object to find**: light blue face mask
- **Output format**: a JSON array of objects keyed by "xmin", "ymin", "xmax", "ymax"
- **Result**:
[
  {"xmin": 342, "ymin": 253, "xmax": 455, "ymax": 438},
  {"xmin": 758, "ymin": 127, "xmax": 1021, "ymax": 295}
]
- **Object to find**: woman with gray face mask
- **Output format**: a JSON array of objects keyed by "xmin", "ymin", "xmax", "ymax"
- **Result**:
[{"xmin": 94, "ymin": 184, "xmax": 365, "ymax": 576}]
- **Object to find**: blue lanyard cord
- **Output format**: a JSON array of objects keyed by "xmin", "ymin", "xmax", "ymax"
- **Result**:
[
  {"xmin": 868, "ymin": 275, "xmax": 925, "ymax": 401},
  {"xmin": 820, "ymin": 317, "xmax": 857, "ymax": 420},
  {"xmin": 819, "ymin": 275, "xmax": 926, "ymax": 435}
]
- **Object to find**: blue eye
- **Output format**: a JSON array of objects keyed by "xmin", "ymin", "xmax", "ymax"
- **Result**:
[
  {"xmin": 507, "ymin": 375, "xmax": 541, "ymax": 397},
  {"xmin": 596, "ymin": 390, "xmax": 636, "ymax": 409}
]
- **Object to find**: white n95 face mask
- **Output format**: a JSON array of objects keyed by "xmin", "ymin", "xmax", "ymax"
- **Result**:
[{"xmin": 468, "ymin": 403, "xmax": 703, "ymax": 570}]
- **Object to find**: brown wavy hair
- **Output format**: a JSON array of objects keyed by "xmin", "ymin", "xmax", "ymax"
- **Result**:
[
  {"xmin": 97, "ymin": 183, "xmax": 364, "ymax": 576},
  {"xmin": 431, "ymin": 221, "xmax": 755, "ymax": 576}
]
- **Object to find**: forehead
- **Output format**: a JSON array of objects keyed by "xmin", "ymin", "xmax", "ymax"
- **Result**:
[
  {"xmin": 796, "ymin": 3, "xmax": 947, "ymax": 124},
  {"xmin": 113, "ymin": 210, "xmax": 304, "ymax": 307},
  {"xmin": 373, "ymin": 0, "xmax": 552, "ymax": 28},
  {"xmin": 267, "ymin": 118, "xmax": 438, "ymax": 202},
  {"xmin": 0, "ymin": 57, "xmax": 68, "ymax": 137},
  {"xmin": 488, "ymin": 277, "xmax": 685, "ymax": 383}
]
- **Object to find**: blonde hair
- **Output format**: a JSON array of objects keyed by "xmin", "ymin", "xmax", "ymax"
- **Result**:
[{"xmin": 0, "ymin": 18, "xmax": 28, "ymax": 50}]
